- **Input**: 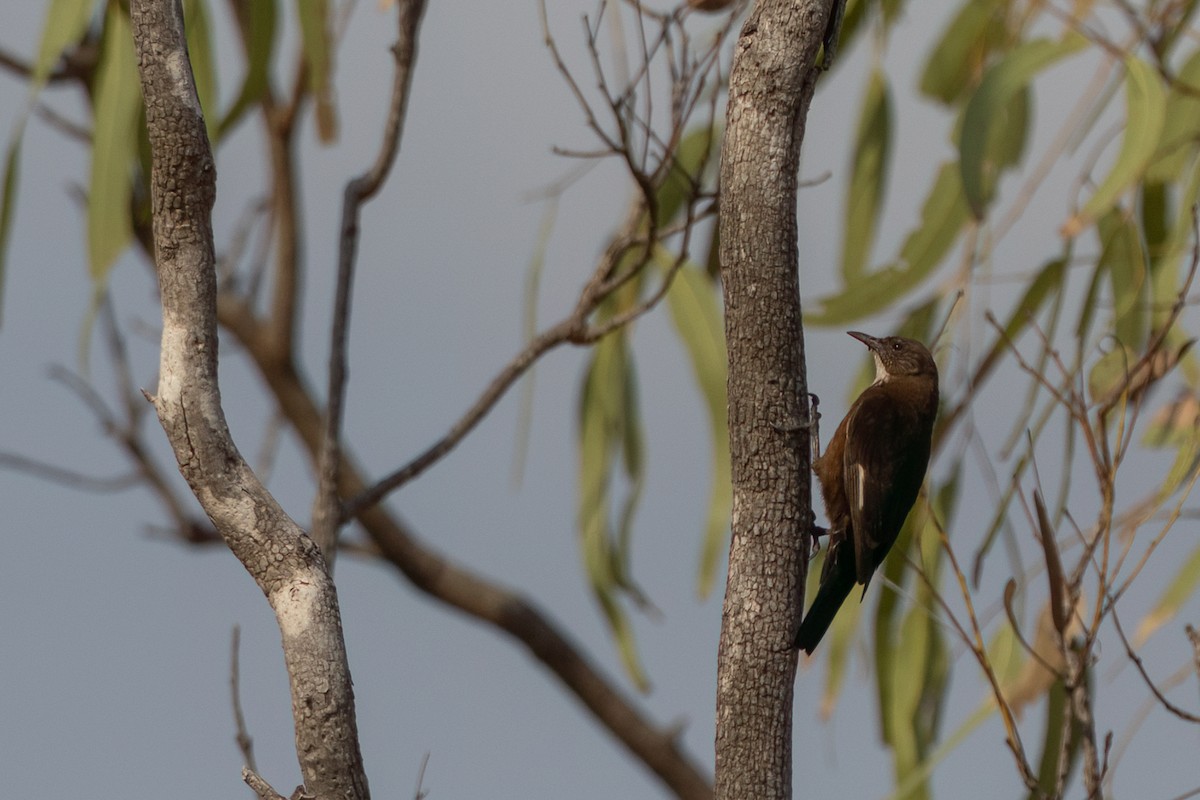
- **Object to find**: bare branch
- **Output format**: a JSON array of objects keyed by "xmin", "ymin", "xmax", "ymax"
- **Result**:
[
  {"xmin": 1111, "ymin": 607, "xmax": 1200, "ymax": 723},
  {"xmin": 412, "ymin": 753, "xmax": 430, "ymax": 800},
  {"xmin": 925, "ymin": 510, "xmax": 1041, "ymax": 792},
  {"xmin": 311, "ymin": 0, "xmax": 428, "ymax": 564},
  {"xmin": 243, "ymin": 768, "xmax": 288, "ymax": 800},
  {"xmin": 0, "ymin": 42, "xmax": 98, "ymax": 84},
  {"xmin": 0, "ymin": 451, "xmax": 141, "ymax": 491},
  {"xmin": 230, "ymin": 625, "xmax": 258, "ymax": 773},
  {"xmin": 339, "ymin": 190, "xmax": 716, "ymax": 519},
  {"xmin": 217, "ymin": 292, "xmax": 713, "ymax": 798}
]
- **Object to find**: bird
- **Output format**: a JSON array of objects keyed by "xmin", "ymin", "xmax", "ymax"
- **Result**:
[{"xmin": 795, "ymin": 331, "xmax": 939, "ymax": 654}]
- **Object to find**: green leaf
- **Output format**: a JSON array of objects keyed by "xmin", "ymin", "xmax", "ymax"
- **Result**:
[
  {"xmin": 960, "ymin": 34, "xmax": 1088, "ymax": 218},
  {"xmin": 661, "ymin": 254, "xmax": 730, "ymax": 597},
  {"xmin": 810, "ymin": 162, "xmax": 969, "ymax": 325},
  {"xmin": 886, "ymin": 606, "xmax": 932, "ymax": 800},
  {"xmin": 0, "ymin": 120, "xmax": 25, "ymax": 326},
  {"xmin": 1097, "ymin": 210, "xmax": 1149, "ymax": 349},
  {"xmin": 918, "ymin": 0, "xmax": 1004, "ymax": 105},
  {"xmin": 874, "ymin": 513, "xmax": 915, "ymax": 737},
  {"xmin": 1156, "ymin": 420, "xmax": 1200, "ymax": 499},
  {"xmin": 835, "ymin": 0, "xmax": 909, "ymax": 66},
  {"xmin": 33, "ymin": 0, "xmax": 94, "ymax": 89},
  {"xmin": 183, "ymin": 0, "xmax": 218, "ymax": 144},
  {"xmin": 295, "ymin": 0, "xmax": 337, "ymax": 143},
  {"xmin": 1087, "ymin": 343, "xmax": 1138, "ymax": 405},
  {"xmin": 1144, "ymin": 394, "xmax": 1200, "ymax": 448},
  {"xmin": 88, "ymin": 6, "xmax": 140, "ymax": 283},
  {"xmin": 1063, "ymin": 56, "xmax": 1167, "ymax": 237},
  {"xmin": 1075, "ymin": 252, "xmax": 1107, "ymax": 342},
  {"xmin": 577, "ymin": 333, "xmax": 650, "ymax": 690},
  {"xmin": 220, "ymin": 0, "xmax": 277, "ymax": 138},
  {"xmin": 656, "ymin": 125, "xmax": 721, "ymax": 226},
  {"xmin": 1146, "ymin": 50, "xmax": 1200, "ymax": 183},
  {"xmin": 842, "ymin": 68, "xmax": 892, "ymax": 283}
]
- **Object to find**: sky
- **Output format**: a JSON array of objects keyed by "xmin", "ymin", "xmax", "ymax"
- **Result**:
[{"xmin": 2, "ymin": 1, "xmax": 1199, "ymax": 799}]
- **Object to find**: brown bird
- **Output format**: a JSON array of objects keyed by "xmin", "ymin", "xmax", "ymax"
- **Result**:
[{"xmin": 795, "ymin": 331, "xmax": 939, "ymax": 654}]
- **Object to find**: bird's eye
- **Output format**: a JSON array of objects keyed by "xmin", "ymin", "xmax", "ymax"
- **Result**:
[{"xmin": 891, "ymin": 341, "xmax": 902, "ymax": 351}]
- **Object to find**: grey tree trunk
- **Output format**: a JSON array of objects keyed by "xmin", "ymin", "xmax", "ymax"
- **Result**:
[
  {"xmin": 130, "ymin": 1, "xmax": 370, "ymax": 797},
  {"xmin": 715, "ymin": 1, "xmax": 831, "ymax": 797}
]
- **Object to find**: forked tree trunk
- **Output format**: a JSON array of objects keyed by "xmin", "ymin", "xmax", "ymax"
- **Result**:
[{"xmin": 130, "ymin": 1, "xmax": 370, "ymax": 797}]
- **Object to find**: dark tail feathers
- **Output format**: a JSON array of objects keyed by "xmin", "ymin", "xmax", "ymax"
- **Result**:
[{"xmin": 794, "ymin": 553, "xmax": 856, "ymax": 654}]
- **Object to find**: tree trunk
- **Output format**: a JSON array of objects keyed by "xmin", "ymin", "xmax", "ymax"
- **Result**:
[
  {"xmin": 130, "ymin": 1, "xmax": 370, "ymax": 797},
  {"xmin": 715, "ymin": 1, "xmax": 830, "ymax": 797}
]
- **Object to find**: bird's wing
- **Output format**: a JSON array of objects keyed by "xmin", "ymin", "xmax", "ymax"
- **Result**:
[{"xmin": 842, "ymin": 389, "xmax": 925, "ymax": 585}]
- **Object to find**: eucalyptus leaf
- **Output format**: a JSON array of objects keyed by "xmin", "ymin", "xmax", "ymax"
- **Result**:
[
  {"xmin": 33, "ymin": 0, "xmax": 94, "ymax": 89},
  {"xmin": 88, "ymin": 7, "xmax": 140, "ymax": 283},
  {"xmin": 1063, "ymin": 56, "xmax": 1167, "ymax": 236}
]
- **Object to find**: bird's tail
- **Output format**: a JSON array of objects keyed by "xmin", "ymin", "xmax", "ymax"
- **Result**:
[{"xmin": 794, "ymin": 552, "xmax": 856, "ymax": 654}]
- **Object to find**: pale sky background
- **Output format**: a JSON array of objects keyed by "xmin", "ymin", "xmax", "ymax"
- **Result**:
[{"xmin": 2, "ymin": 1, "xmax": 1199, "ymax": 798}]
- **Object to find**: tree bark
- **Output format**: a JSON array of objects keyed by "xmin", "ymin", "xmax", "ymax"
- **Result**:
[
  {"xmin": 130, "ymin": 2, "xmax": 369, "ymax": 797},
  {"xmin": 715, "ymin": 1, "xmax": 829, "ymax": 797}
]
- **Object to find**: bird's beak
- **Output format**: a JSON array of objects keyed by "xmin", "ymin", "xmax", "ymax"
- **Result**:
[
  {"xmin": 847, "ymin": 331, "xmax": 882, "ymax": 351},
  {"xmin": 848, "ymin": 331, "xmax": 889, "ymax": 383}
]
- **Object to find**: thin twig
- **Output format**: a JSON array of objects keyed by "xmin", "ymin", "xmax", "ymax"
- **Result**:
[
  {"xmin": 923, "ymin": 508, "xmax": 1042, "ymax": 792},
  {"xmin": 243, "ymin": 768, "xmax": 287, "ymax": 800},
  {"xmin": 0, "ymin": 452, "xmax": 141, "ymax": 491},
  {"xmin": 311, "ymin": 0, "xmax": 429, "ymax": 562},
  {"xmin": 1110, "ymin": 607, "xmax": 1200, "ymax": 723},
  {"xmin": 413, "ymin": 752, "xmax": 430, "ymax": 800},
  {"xmin": 346, "ymin": 1, "xmax": 724, "ymax": 518},
  {"xmin": 230, "ymin": 625, "xmax": 258, "ymax": 773}
]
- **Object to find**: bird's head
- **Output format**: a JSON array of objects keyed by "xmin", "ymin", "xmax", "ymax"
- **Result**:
[{"xmin": 848, "ymin": 331, "xmax": 938, "ymax": 384}]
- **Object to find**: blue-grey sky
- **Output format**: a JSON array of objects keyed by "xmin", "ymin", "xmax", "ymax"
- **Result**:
[{"xmin": 2, "ymin": 1, "xmax": 1198, "ymax": 798}]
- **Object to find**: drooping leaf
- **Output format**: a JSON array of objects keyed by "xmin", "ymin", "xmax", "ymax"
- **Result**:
[
  {"xmin": 887, "ymin": 605, "xmax": 932, "ymax": 800},
  {"xmin": 919, "ymin": 0, "xmax": 1005, "ymax": 104},
  {"xmin": 0, "ymin": 121, "xmax": 24, "ymax": 325},
  {"xmin": 577, "ymin": 332, "xmax": 650, "ymax": 690},
  {"xmin": 811, "ymin": 162, "xmax": 969, "ymax": 325},
  {"xmin": 661, "ymin": 253, "xmax": 730, "ymax": 598},
  {"xmin": 874, "ymin": 509, "xmax": 917, "ymax": 735},
  {"xmin": 979, "ymin": 256, "xmax": 1068, "ymax": 380},
  {"xmin": 220, "ymin": 0, "xmax": 277, "ymax": 138},
  {"xmin": 88, "ymin": 6, "xmax": 141, "ymax": 283},
  {"xmin": 183, "ymin": 0, "xmax": 219, "ymax": 143},
  {"xmin": 1144, "ymin": 393, "xmax": 1200, "ymax": 449},
  {"xmin": 1097, "ymin": 209, "xmax": 1149, "ymax": 350},
  {"xmin": 1145, "ymin": 50, "xmax": 1200, "ymax": 183},
  {"xmin": 33, "ymin": 0, "xmax": 95, "ymax": 89},
  {"xmin": 960, "ymin": 34, "xmax": 1088, "ymax": 217},
  {"xmin": 1087, "ymin": 343, "xmax": 1139, "ymax": 407},
  {"xmin": 1155, "ymin": 414, "xmax": 1200, "ymax": 498},
  {"xmin": 842, "ymin": 68, "xmax": 892, "ymax": 283},
  {"xmin": 511, "ymin": 200, "xmax": 559, "ymax": 486},
  {"xmin": 1062, "ymin": 56, "xmax": 1167, "ymax": 236},
  {"xmin": 656, "ymin": 124, "xmax": 721, "ymax": 227},
  {"xmin": 295, "ymin": 0, "xmax": 338, "ymax": 143},
  {"xmin": 835, "ymin": 0, "xmax": 909, "ymax": 68}
]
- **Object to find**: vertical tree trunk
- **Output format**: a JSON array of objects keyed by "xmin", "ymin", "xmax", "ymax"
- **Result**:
[{"xmin": 715, "ymin": 1, "xmax": 830, "ymax": 797}]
